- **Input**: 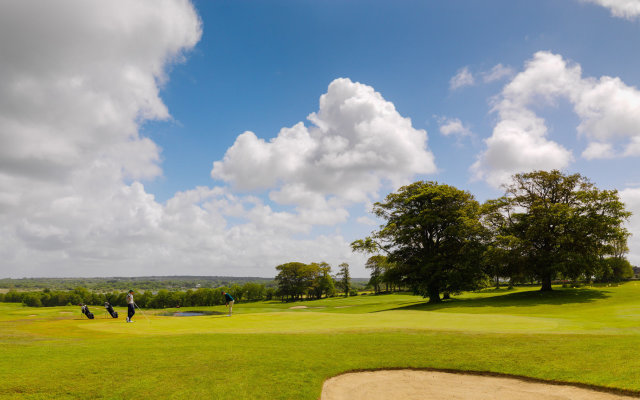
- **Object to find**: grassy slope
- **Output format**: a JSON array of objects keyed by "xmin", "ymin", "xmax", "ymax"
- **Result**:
[{"xmin": 2, "ymin": 283, "xmax": 640, "ymax": 399}]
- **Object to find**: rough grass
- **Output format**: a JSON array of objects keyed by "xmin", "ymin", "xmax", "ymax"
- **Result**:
[{"xmin": 2, "ymin": 283, "xmax": 640, "ymax": 399}]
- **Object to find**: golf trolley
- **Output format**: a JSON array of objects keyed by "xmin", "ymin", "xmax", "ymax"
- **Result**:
[
  {"xmin": 104, "ymin": 302, "xmax": 118, "ymax": 319},
  {"xmin": 79, "ymin": 304, "xmax": 94, "ymax": 319}
]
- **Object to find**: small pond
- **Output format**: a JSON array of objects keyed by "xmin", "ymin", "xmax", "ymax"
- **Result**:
[{"xmin": 160, "ymin": 310, "xmax": 224, "ymax": 317}]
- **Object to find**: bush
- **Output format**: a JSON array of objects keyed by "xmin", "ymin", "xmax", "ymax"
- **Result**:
[
  {"xmin": 22, "ymin": 293, "xmax": 42, "ymax": 307},
  {"xmin": 594, "ymin": 258, "xmax": 634, "ymax": 283}
]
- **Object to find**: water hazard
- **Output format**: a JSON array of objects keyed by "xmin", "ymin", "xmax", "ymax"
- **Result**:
[{"xmin": 160, "ymin": 310, "xmax": 224, "ymax": 317}]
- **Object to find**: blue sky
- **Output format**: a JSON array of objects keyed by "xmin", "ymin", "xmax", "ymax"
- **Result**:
[
  {"xmin": 147, "ymin": 0, "xmax": 640, "ymax": 198},
  {"xmin": 1, "ymin": 0, "xmax": 639, "ymax": 277}
]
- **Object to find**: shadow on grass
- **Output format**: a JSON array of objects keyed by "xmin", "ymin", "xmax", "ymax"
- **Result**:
[{"xmin": 381, "ymin": 288, "xmax": 611, "ymax": 312}]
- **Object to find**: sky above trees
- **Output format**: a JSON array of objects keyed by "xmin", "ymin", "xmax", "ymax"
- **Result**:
[{"xmin": 1, "ymin": 0, "xmax": 639, "ymax": 278}]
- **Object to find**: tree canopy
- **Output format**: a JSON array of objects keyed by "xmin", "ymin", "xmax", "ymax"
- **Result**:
[
  {"xmin": 353, "ymin": 181, "xmax": 486, "ymax": 303},
  {"xmin": 275, "ymin": 261, "xmax": 337, "ymax": 301},
  {"xmin": 483, "ymin": 170, "xmax": 631, "ymax": 290}
]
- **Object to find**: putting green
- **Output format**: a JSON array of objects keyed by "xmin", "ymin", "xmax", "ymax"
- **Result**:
[{"xmin": 72, "ymin": 311, "xmax": 566, "ymax": 335}]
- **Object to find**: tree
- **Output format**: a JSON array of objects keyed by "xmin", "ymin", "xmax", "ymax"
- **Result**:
[
  {"xmin": 353, "ymin": 181, "xmax": 486, "ymax": 303},
  {"xmin": 492, "ymin": 170, "xmax": 631, "ymax": 291},
  {"xmin": 365, "ymin": 255, "xmax": 387, "ymax": 294},
  {"xmin": 275, "ymin": 262, "xmax": 317, "ymax": 301},
  {"xmin": 265, "ymin": 287, "xmax": 276, "ymax": 300},
  {"xmin": 22, "ymin": 293, "xmax": 42, "ymax": 307},
  {"xmin": 380, "ymin": 260, "xmax": 402, "ymax": 292},
  {"xmin": 336, "ymin": 263, "xmax": 351, "ymax": 297},
  {"xmin": 243, "ymin": 283, "xmax": 266, "ymax": 301},
  {"xmin": 594, "ymin": 257, "xmax": 634, "ymax": 282},
  {"xmin": 309, "ymin": 262, "xmax": 335, "ymax": 299},
  {"xmin": 151, "ymin": 289, "xmax": 171, "ymax": 308},
  {"xmin": 481, "ymin": 198, "xmax": 524, "ymax": 288}
]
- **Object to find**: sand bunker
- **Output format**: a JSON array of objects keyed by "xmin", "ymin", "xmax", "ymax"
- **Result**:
[
  {"xmin": 289, "ymin": 306, "xmax": 308, "ymax": 309},
  {"xmin": 321, "ymin": 370, "xmax": 637, "ymax": 400}
]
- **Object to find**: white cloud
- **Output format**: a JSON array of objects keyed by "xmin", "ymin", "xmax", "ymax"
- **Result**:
[
  {"xmin": 620, "ymin": 188, "xmax": 640, "ymax": 266},
  {"xmin": 212, "ymin": 78, "xmax": 437, "ymax": 204},
  {"xmin": 437, "ymin": 117, "xmax": 472, "ymax": 138},
  {"xmin": 482, "ymin": 64, "xmax": 515, "ymax": 83},
  {"xmin": 0, "ymin": 3, "xmax": 423, "ymax": 278},
  {"xmin": 624, "ymin": 136, "xmax": 640, "ymax": 156},
  {"xmin": 0, "ymin": 2, "xmax": 376, "ymax": 278},
  {"xmin": 0, "ymin": 1, "xmax": 202, "ymax": 184},
  {"xmin": 450, "ymin": 67, "xmax": 475, "ymax": 90},
  {"xmin": 450, "ymin": 64, "xmax": 514, "ymax": 90},
  {"xmin": 581, "ymin": 0, "xmax": 640, "ymax": 20},
  {"xmin": 472, "ymin": 51, "xmax": 640, "ymax": 187},
  {"xmin": 582, "ymin": 142, "xmax": 616, "ymax": 159}
]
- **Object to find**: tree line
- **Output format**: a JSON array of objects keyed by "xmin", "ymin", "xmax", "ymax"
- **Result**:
[
  {"xmin": 274, "ymin": 261, "xmax": 358, "ymax": 301},
  {"xmin": 353, "ymin": 170, "xmax": 634, "ymax": 303},
  {"xmin": 1, "ymin": 282, "xmax": 273, "ymax": 308},
  {"xmin": 0, "ymin": 276, "xmax": 275, "ymax": 291}
]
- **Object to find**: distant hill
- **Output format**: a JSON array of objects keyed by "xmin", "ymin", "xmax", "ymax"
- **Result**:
[
  {"xmin": 0, "ymin": 276, "xmax": 276, "ymax": 291},
  {"xmin": 0, "ymin": 275, "xmax": 369, "ymax": 291}
]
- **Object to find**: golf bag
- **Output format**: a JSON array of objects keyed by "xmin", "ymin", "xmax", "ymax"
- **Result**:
[
  {"xmin": 104, "ymin": 302, "xmax": 118, "ymax": 318},
  {"xmin": 80, "ymin": 304, "xmax": 94, "ymax": 319}
]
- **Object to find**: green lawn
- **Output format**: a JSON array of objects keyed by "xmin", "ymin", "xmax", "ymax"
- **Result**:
[{"xmin": 2, "ymin": 283, "xmax": 640, "ymax": 399}]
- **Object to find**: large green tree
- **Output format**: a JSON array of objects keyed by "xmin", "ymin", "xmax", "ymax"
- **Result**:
[
  {"xmin": 309, "ymin": 262, "xmax": 335, "ymax": 299},
  {"xmin": 489, "ymin": 170, "xmax": 631, "ymax": 291},
  {"xmin": 275, "ymin": 262, "xmax": 317, "ymax": 301},
  {"xmin": 353, "ymin": 181, "xmax": 486, "ymax": 303}
]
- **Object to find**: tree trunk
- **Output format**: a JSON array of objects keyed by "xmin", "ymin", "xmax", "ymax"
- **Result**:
[
  {"xmin": 427, "ymin": 286, "xmax": 441, "ymax": 303},
  {"xmin": 495, "ymin": 276, "xmax": 500, "ymax": 289},
  {"xmin": 540, "ymin": 274, "xmax": 553, "ymax": 291},
  {"xmin": 442, "ymin": 292, "xmax": 450, "ymax": 300}
]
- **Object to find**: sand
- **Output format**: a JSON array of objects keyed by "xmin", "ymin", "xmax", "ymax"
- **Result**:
[
  {"xmin": 289, "ymin": 306, "xmax": 308, "ymax": 309},
  {"xmin": 321, "ymin": 370, "xmax": 638, "ymax": 400}
]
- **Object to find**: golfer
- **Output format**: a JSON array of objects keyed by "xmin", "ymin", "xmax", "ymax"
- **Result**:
[
  {"xmin": 223, "ymin": 291, "xmax": 234, "ymax": 316},
  {"xmin": 126, "ymin": 290, "xmax": 135, "ymax": 323}
]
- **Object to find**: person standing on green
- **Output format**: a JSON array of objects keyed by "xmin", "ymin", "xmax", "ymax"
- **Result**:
[
  {"xmin": 222, "ymin": 291, "xmax": 234, "ymax": 316},
  {"xmin": 126, "ymin": 290, "xmax": 135, "ymax": 323}
]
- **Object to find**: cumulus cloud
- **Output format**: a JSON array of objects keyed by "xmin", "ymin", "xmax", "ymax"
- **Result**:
[
  {"xmin": 437, "ymin": 116, "xmax": 472, "ymax": 138},
  {"xmin": 482, "ymin": 64, "xmax": 515, "ymax": 83},
  {"xmin": 582, "ymin": 142, "xmax": 616, "ymax": 159},
  {"xmin": 472, "ymin": 51, "xmax": 640, "ymax": 187},
  {"xmin": 0, "ymin": 2, "xmax": 374, "ymax": 278},
  {"xmin": 581, "ymin": 0, "xmax": 640, "ymax": 20},
  {"xmin": 212, "ymin": 78, "xmax": 437, "ymax": 205},
  {"xmin": 0, "ymin": 1, "xmax": 202, "ymax": 184},
  {"xmin": 620, "ymin": 188, "xmax": 640, "ymax": 266},
  {"xmin": 450, "ymin": 67, "xmax": 475, "ymax": 90}
]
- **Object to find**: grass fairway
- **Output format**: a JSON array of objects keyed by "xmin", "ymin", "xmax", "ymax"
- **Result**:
[{"xmin": 2, "ymin": 284, "xmax": 640, "ymax": 399}]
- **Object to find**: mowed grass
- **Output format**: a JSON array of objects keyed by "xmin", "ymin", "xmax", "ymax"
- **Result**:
[{"xmin": 2, "ymin": 283, "xmax": 640, "ymax": 399}]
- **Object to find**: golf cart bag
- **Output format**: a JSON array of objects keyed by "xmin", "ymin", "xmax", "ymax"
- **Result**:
[
  {"xmin": 80, "ymin": 304, "xmax": 94, "ymax": 319},
  {"xmin": 104, "ymin": 302, "xmax": 118, "ymax": 318}
]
